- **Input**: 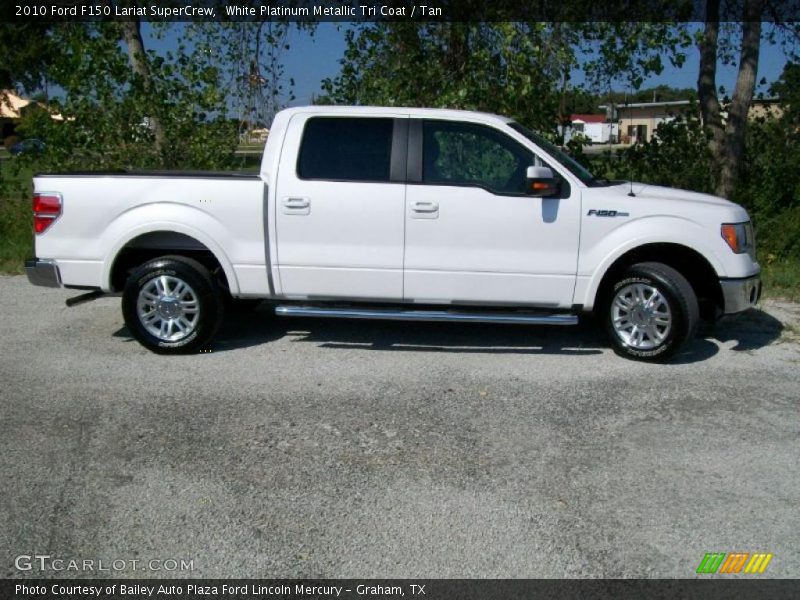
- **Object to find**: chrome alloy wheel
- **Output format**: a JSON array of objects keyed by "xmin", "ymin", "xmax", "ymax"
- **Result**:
[
  {"xmin": 136, "ymin": 275, "xmax": 200, "ymax": 342},
  {"xmin": 610, "ymin": 283, "xmax": 672, "ymax": 350}
]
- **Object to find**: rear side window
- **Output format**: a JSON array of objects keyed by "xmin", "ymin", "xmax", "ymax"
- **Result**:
[{"xmin": 297, "ymin": 117, "xmax": 393, "ymax": 182}]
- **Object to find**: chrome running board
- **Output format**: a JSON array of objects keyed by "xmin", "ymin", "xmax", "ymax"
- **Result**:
[{"xmin": 274, "ymin": 305, "xmax": 578, "ymax": 326}]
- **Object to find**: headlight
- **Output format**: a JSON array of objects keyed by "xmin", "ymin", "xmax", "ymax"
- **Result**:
[{"xmin": 721, "ymin": 222, "xmax": 755, "ymax": 257}]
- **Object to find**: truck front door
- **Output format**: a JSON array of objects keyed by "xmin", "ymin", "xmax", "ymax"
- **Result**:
[{"xmin": 403, "ymin": 119, "xmax": 582, "ymax": 308}]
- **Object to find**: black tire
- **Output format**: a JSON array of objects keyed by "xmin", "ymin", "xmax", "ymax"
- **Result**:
[
  {"xmin": 122, "ymin": 255, "xmax": 224, "ymax": 354},
  {"xmin": 602, "ymin": 262, "xmax": 699, "ymax": 362}
]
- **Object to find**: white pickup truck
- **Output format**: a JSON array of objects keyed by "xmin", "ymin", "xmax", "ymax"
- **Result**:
[{"xmin": 26, "ymin": 106, "xmax": 760, "ymax": 360}]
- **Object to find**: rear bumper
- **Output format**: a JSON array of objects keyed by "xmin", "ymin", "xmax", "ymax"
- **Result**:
[
  {"xmin": 720, "ymin": 275, "xmax": 761, "ymax": 314},
  {"xmin": 25, "ymin": 258, "xmax": 62, "ymax": 288}
]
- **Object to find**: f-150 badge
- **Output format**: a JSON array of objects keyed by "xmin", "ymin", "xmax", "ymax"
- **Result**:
[{"xmin": 587, "ymin": 209, "xmax": 630, "ymax": 217}]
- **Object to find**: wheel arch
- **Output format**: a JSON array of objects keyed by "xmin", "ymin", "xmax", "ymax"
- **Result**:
[
  {"xmin": 586, "ymin": 242, "xmax": 724, "ymax": 319},
  {"xmin": 105, "ymin": 227, "xmax": 238, "ymax": 295}
]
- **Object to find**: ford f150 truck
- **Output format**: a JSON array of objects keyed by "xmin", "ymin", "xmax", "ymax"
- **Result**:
[{"xmin": 26, "ymin": 106, "xmax": 761, "ymax": 360}]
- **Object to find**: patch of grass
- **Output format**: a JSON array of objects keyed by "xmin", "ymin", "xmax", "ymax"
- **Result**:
[
  {"xmin": 0, "ymin": 159, "xmax": 34, "ymax": 273},
  {"xmin": 0, "ymin": 194, "xmax": 33, "ymax": 274},
  {"xmin": 761, "ymin": 258, "xmax": 800, "ymax": 301},
  {"xmin": 0, "ymin": 157, "xmax": 33, "ymax": 188}
]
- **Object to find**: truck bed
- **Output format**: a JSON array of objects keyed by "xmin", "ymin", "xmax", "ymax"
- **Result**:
[
  {"xmin": 35, "ymin": 170, "xmax": 262, "ymax": 179},
  {"xmin": 32, "ymin": 171, "xmax": 268, "ymax": 295}
]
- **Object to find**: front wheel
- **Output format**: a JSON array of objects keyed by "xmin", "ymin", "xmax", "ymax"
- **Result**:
[
  {"xmin": 122, "ymin": 256, "xmax": 224, "ymax": 354},
  {"xmin": 602, "ymin": 262, "xmax": 699, "ymax": 362}
]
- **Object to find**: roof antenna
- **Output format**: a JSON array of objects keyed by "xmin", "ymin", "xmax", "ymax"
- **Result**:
[
  {"xmin": 628, "ymin": 163, "xmax": 636, "ymax": 197},
  {"xmin": 625, "ymin": 81, "xmax": 636, "ymax": 197}
]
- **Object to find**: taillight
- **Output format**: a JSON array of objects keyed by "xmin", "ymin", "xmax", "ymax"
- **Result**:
[{"xmin": 33, "ymin": 193, "xmax": 62, "ymax": 234}]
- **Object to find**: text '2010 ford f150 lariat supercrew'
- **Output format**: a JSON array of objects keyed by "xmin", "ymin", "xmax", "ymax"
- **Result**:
[{"xmin": 26, "ymin": 106, "xmax": 761, "ymax": 361}]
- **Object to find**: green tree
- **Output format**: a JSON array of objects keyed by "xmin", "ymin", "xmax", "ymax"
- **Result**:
[
  {"xmin": 696, "ymin": 1, "xmax": 800, "ymax": 199},
  {"xmin": 1, "ymin": 19, "xmax": 313, "ymax": 179},
  {"xmin": 10, "ymin": 23, "xmax": 237, "ymax": 175},
  {"xmin": 608, "ymin": 113, "xmax": 715, "ymax": 194},
  {"xmin": 769, "ymin": 61, "xmax": 800, "ymax": 127},
  {"xmin": 735, "ymin": 62, "xmax": 800, "ymax": 261},
  {"xmin": 320, "ymin": 23, "xmax": 580, "ymax": 132},
  {"xmin": 119, "ymin": 19, "xmax": 168, "ymax": 161},
  {"xmin": 321, "ymin": 22, "xmax": 697, "ymax": 137}
]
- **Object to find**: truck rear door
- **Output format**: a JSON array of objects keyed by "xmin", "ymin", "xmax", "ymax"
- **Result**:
[{"xmin": 274, "ymin": 113, "xmax": 408, "ymax": 300}]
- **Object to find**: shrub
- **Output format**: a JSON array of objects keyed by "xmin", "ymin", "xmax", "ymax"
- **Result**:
[
  {"xmin": 734, "ymin": 118, "xmax": 800, "ymax": 246},
  {"xmin": 3, "ymin": 135, "xmax": 20, "ymax": 150},
  {"xmin": 616, "ymin": 115, "xmax": 715, "ymax": 194}
]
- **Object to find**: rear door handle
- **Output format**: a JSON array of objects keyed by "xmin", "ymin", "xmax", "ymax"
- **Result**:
[{"xmin": 282, "ymin": 197, "xmax": 310, "ymax": 215}]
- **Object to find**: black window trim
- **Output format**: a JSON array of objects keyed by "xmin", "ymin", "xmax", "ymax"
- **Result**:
[
  {"xmin": 295, "ymin": 115, "xmax": 408, "ymax": 185},
  {"xmin": 407, "ymin": 119, "xmax": 423, "ymax": 182},
  {"xmin": 390, "ymin": 118, "xmax": 408, "ymax": 183},
  {"xmin": 407, "ymin": 118, "xmax": 570, "ymax": 198}
]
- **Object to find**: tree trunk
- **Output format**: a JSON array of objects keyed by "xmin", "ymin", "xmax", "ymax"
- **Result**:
[
  {"xmin": 718, "ymin": 2, "xmax": 763, "ymax": 199},
  {"xmin": 697, "ymin": 0, "xmax": 763, "ymax": 199},
  {"xmin": 119, "ymin": 19, "xmax": 167, "ymax": 162},
  {"xmin": 697, "ymin": 0, "xmax": 725, "ymax": 178}
]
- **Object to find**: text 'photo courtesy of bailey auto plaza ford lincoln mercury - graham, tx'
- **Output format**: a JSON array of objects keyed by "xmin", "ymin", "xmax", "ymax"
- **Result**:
[{"xmin": 5, "ymin": 1, "xmax": 800, "ymax": 598}]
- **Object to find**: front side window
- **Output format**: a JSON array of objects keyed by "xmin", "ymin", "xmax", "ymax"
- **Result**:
[
  {"xmin": 509, "ymin": 121, "xmax": 597, "ymax": 185},
  {"xmin": 422, "ymin": 121, "xmax": 534, "ymax": 195},
  {"xmin": 298, "ymin": 117, "xmax": 393, "ymax": 182}
]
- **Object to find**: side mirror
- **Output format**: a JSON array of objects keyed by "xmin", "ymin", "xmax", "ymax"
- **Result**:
[{"xmin": 526, "ymin": 166, "xmax": 559, "ymax": 197}]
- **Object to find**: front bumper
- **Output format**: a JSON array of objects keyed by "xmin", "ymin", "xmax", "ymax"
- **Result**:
[
  {"xmin": 720, "ymin": 275, "xmax": 761, "ymax": 314},
  {"xmin": 25, "ymin": 258, "xmax": 62, "ymax": 288}
]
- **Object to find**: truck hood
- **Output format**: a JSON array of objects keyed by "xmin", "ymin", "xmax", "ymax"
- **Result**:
[
  {"xmin": 586, "ymin": 181, "xmax": 750, "ymax": 223},
  {"xmin": 607, "ymin": 182, "xmax": 734, "ymax": 208}
]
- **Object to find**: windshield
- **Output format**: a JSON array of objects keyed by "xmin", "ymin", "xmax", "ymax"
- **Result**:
[{"xmin": 509, "ymin": 122, "xmax": 599, "ymax": 186}]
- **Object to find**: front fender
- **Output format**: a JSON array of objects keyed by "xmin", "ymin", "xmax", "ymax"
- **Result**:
[
  {"xmin": 576, "ymin": 216, "xmax": 727, "ymax": 310},
  {"xmin": 100, "ymin": 203, "xmax": 239, "ymax": 294}
]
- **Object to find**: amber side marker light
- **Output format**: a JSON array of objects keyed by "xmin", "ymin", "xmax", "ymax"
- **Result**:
[{"xmin": 721, "ymin": 223, "xmax": 743, "ymax": 254}]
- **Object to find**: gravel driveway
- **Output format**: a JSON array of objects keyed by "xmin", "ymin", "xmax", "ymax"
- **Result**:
[{"xmin": 1, "ymin": 275, "xmax": 798, "ymax": 578}]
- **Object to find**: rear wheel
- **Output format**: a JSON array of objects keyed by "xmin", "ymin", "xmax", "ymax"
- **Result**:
[
  {"xmin": 122, "ymin": 256, "xmax": 224, "ymax": 354},
  {"xmin": 602, "ymin": 262, "xmax": 699, "ymax": 362}
]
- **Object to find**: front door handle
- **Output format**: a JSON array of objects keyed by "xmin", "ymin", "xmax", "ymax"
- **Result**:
[
  {"xmin": 282, "ymin": 197, "xmax": 310, "ymax": 215},
  {"xmin": 410, "ymin": 201, "xmax": 438, "ymax": 213}
]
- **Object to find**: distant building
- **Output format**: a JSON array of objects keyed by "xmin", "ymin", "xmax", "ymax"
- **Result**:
[
  {"xmin": 560, "ymin": 114, "xmax": 619, "ymax": 144},
  {"xmin": 1, "ymin": 90, "xmax": 64, "ymax": 143},
  {"xmin": 599, "ymin": 100, "xmax": 692, "ymax": 144},
  {"xmin": 249, "ymin": 127, "xmax": 270, "ymax": 142},
  {"xmin": 747, "ymin": 97, "xmax": 783, "ymax": 121},
  {"xmin": 1, "ymin": 90, "xmax": 32, "ymax": 141},
  {"xmin": 599, "ymin": 98, "xmax": 783, "ymax": 144}
]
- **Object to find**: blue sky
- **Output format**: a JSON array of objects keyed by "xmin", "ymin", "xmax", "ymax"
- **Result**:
[{"xmin": 147, "ymin": 22, "xmax": 794, "ymax": 108}]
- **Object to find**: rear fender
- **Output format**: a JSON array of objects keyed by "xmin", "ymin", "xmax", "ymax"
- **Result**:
[{"xmin": 101, "ymin": 204, "xmax": 238, "ymax": 294}]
